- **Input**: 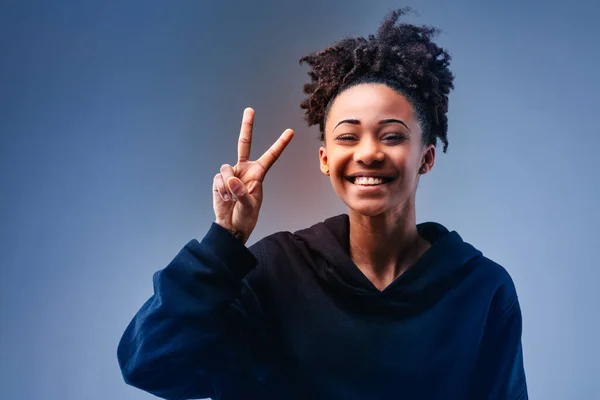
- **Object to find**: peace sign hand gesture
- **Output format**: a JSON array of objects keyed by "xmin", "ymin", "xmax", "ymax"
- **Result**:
[{"xmin": 213, "ymin": 108, "xmax": 294, "ymax": 245}]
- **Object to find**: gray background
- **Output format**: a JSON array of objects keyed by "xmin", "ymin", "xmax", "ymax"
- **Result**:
[{"xmin": 1, "ymin": 0, "xmax": 599, "ymax": 399}]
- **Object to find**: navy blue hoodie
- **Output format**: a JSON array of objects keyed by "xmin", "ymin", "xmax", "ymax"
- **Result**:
[{"xmin": 117, "ymin": 214, "xmax": 527, "ymax": 399}]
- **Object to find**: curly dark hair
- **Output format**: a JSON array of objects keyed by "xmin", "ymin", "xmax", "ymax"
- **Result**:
[{"xmin": 299, "ymin": 7, "xmax": 454, "ymax": 152}]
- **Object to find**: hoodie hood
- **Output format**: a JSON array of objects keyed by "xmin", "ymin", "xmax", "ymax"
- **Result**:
[{"xmin": 293, "ymin": 214, "xmax": 482, "ymax": 313}]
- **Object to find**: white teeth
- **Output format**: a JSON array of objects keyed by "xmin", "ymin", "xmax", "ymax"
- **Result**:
[{"xmin": 353, "ymin": 176, "xmax": 385, "ymax": 185}]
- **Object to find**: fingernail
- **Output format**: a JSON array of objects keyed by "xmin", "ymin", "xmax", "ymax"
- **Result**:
[{"xmin": 223, "ymin": 193, "xmax": 230, "ymax": 201}]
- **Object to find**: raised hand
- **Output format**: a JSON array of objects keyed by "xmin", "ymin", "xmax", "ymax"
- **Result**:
[{"xmin": 212, "ymin": 108, "xmax": 294, "ymax": 245}]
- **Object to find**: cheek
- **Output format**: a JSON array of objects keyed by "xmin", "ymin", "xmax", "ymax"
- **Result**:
[
  {"xmin": 326, "ymin": 150, "xmax": 348, "ymax": 172},
  {"xmin": 397, "ymin": 149, "xmax": 421, "ymax": 176}
]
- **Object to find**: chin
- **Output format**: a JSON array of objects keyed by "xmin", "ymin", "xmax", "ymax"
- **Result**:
[{"xmin": 345, "ymin": 200, "xmax": 391, "ymax": 217}]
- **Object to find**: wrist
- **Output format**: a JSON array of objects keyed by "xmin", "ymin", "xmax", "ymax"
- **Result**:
[{"xmin": 215, "ymin": 221, "xmax": 246, "ymax": 243}]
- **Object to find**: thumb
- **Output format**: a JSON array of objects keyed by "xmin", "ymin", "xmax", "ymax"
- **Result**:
[{"xmin": 227, "ymin": 177, "xmax": 254, "ymax": 209}]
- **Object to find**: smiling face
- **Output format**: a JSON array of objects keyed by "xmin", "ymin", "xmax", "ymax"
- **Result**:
[{"xmin": 319, "ymin": 83, "xmax": 435, "ymax": 217}]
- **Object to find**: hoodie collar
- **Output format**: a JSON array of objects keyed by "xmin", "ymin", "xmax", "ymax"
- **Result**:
[{"xmin": 294, "ymin": 214, "xmax": 482, "ymax": 299}]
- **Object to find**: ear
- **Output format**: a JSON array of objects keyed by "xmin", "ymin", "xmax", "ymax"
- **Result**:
[
  {"xmin": 419, "ymin": 145, "xmax": 436, "ymax": 174},
  {"xmin": 319, "ymin": 145, "xmax": 329, "ymax": 175}
]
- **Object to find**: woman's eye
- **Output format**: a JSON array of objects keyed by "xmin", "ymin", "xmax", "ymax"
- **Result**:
[
  {"xmin": 383, "ymin": 134, "xmax": 406, "ymax": 142},
  {"xmin": 335, "ymin": 134, "xmax": 405, "ymax": 142},
  {"xmin": 336, "ymin": 135, "xmax": 357, "ymax": 141}
]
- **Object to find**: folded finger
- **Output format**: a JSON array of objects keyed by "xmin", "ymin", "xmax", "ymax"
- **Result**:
[
  {"xmin": 220, "ymin": 164, "xmax": 236, "ymax": 198},
  {"xmin": 213, "ymin": 173, "xmax": 230, "ymax": 201}
]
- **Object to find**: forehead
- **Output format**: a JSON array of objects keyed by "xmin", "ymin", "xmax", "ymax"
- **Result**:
[{"xmin": 326, "ymin": 83, "xmax": 416, "ymax": 129}]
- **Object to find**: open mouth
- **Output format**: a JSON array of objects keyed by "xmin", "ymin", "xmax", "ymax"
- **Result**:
[{"xmin": 347, "ymin": 176, "xmax": 394, "ymax": 186}]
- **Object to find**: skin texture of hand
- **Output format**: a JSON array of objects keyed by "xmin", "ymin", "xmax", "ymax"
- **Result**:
[{"xmin": 212, "ymin": 107, "xmax": 294, "ymax": 245}]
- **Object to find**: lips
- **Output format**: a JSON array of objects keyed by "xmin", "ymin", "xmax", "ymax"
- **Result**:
[{"xmin": 347, "ymin": 172, "xmax": 395, "ymax": 178}]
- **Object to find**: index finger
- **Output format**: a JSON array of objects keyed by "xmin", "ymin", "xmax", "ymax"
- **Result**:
[
  {"xmin": 238, "ymin": 108, "xmax": 254, "ymax": 163},
  {"xmin": 256, "ymin": 129, "xmax": 295, "ymax": 175}
]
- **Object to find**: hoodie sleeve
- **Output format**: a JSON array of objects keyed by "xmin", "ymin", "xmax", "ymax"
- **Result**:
[
  {"xmin": 117, "ymin": 222, "xmax": 272, "ymax": 400},
  {"xmin": 470, "ymin": 283, "xmax": 528, "ymax": 400}
]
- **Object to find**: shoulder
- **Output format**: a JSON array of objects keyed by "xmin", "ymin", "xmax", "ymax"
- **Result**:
[
  {"xmin": 468, "ymin": 253, "xmax": 522, "ymax": 320},
  {"xmin": 250, "ymin": 216, "xmax": 332, "ymax": 258},
  {"xmin": 471, "ymin": 255, "xmax": 517, "ymax": 291},
  {"xmin": 429, "ymin": 223, "xmax": 521, "ymax": 308},
  {"xmin": 249, "ymin": 230, "xmax": 309, "ymax": 264}
]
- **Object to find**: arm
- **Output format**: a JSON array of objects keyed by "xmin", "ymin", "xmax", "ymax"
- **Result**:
[
  {"xmin": 117, "ymin": 223, "xmax": 272, "ymax": 400},
  {"xmin": 470, "ymin": 292, "xmax": 528, "ymax": 399}
]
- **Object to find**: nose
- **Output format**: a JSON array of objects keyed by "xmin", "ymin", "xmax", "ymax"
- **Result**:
[{"xmin": 353, "ymin": 137, "xmax": 384, "ymax": 166}]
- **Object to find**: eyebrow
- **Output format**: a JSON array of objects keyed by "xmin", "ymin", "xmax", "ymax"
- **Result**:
[{"xmin": 333, "ymin": 118, "xmax": 411, "ymax": 132}]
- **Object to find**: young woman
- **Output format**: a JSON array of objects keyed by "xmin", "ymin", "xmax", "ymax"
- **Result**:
[{"xmin": 118, "ymin": 8, "xmax": 527, "ymax": 400}]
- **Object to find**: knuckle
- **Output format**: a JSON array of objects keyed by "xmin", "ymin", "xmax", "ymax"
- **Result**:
[
  {"xmin": 268, "ymin": 148, "xmax": 278, "ymax": 160},
  {"xmin": 256, "ymin": 159, "xmax": 268, "ymax": 171}
]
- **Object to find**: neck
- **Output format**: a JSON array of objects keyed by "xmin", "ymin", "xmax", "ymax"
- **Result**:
[{"xmin": 348, "ymin": 202, "xmax": 429, "ymax": 290}]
